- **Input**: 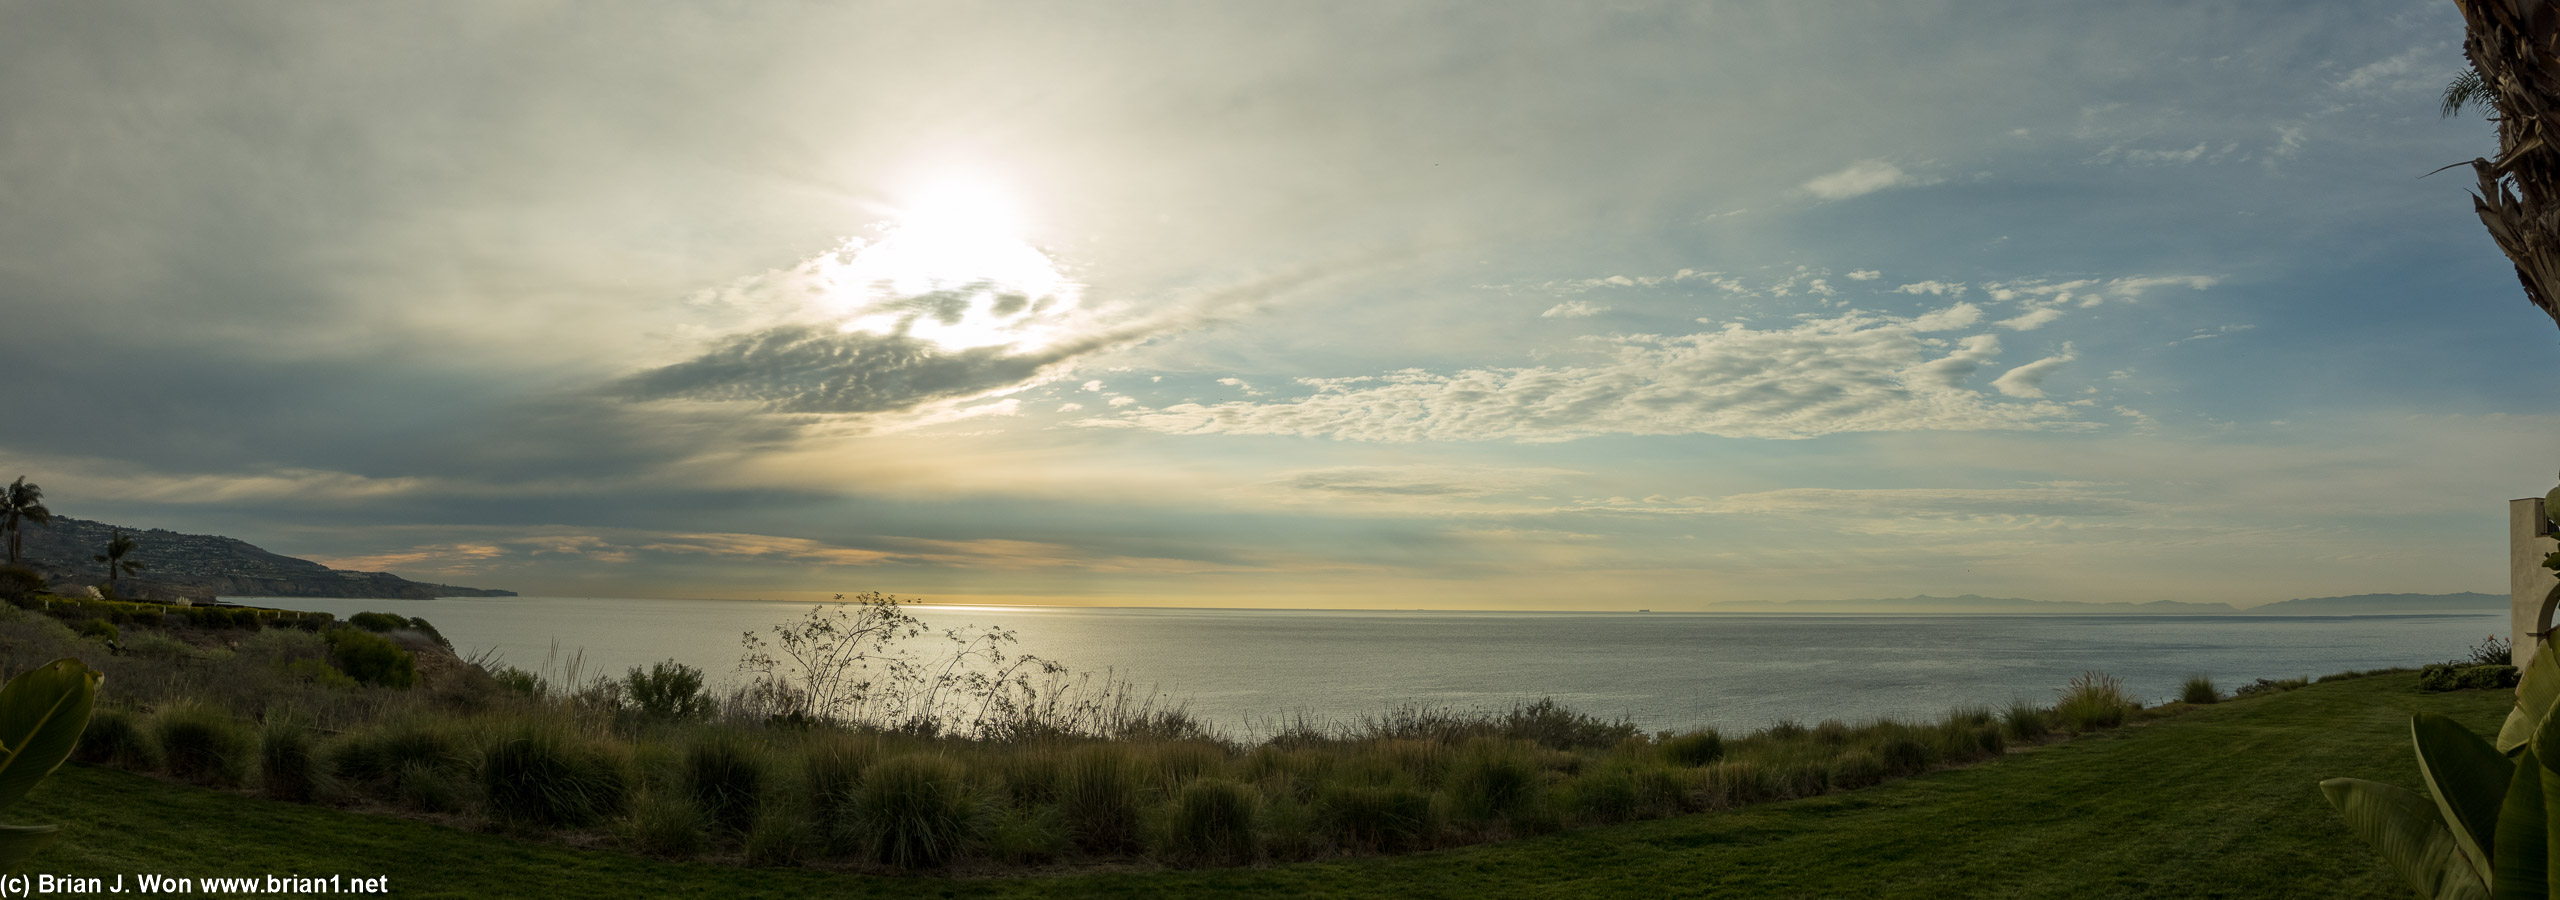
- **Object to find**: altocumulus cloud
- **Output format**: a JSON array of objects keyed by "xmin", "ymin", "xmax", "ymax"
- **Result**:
[
  {"xmin": 1096, "ymin": 308, "xmax": 2089, "ymax": 442},
  {"xmin": 613, "ymin": 325, "xmax": 1089, "ymax": 414}
]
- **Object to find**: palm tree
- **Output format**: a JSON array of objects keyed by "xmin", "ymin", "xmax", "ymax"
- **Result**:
[
  {"xmin": 0, "ymin": 477, "xmax": 50, "ymax": 566},
  {"xmin": 93, "ymin": 530, "xmax": 142, "ymax": 594},
  {"xmin": 2447, "ymin": 1, "xmax": 2560, "ymax": 331}
]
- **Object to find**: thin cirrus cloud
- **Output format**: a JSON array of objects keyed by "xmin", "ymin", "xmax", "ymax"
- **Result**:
[
  {"xmin": 1094, "ymin": 307, "xmax": 2086, "ymax": 442},
  {"xmin": 1802, "ymin": 160, "xmax": 1937, "ymax": 201},
  {"xmin": 1992, "ymin": 345, "xmax": 2078, "ymax": 398}
]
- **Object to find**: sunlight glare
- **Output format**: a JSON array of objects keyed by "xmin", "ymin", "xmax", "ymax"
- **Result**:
[{"xmin": 816, "ymin": 174, "xmax": 1082, "ymax": 353}]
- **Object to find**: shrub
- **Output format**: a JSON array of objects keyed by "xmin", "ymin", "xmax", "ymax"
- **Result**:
[
  {"xmin": 396, "ymin": 760, "xmax": 467, "ymax": 813},
  {"xmin": 1444, "ymin": 739, "xmax": 1541, "ymax": 824},
  {"xmin": 324, "ymin": 628, "xmax": 417, "ymax": 689},
  {"xmin": 284, "ymin": 658, "xmax": 359, "ymax": 689},
  {"xmin": 76, "ymin": 707, "xmax": 158, "ymax": 769},
  {"xmin": 260, "ymin": 717, "xmax": 319, "ymax": 803},
  {"xmin": 154, "ymin": 702, "xmax": 253, "ymax": 787},
  {"xmin": 2464, "ymin": 633, "xmax": 2514, "ymax": 667},
  {"xmin": 1318, "ymin": 782, "xmax": 1435, "ymax": 852},
  {"xmin": 1499, "ymin": 697, "xmax": 1639, "ymax": 749},
  {"xmin": 744, "ymin": 807, "xmax": 813, "ymax": 867},
  {"xmin": 78, "ymin": 618, "xmax": 117, "ymax": 643},
  {"xmin": 848, "ymin": 755, "xmax": 977, "ymax": 869},
  {"xmin": 125, "ymin": 632, "xmax": 195, "ymax": 660},
  {"xmin": 1829, "ymin": 749, "xmax": 1889, "ymax": 790},
  {"xmin": 0, "ymin": 565, "xmax": 46, "ymax": 601},
  {"xmin": 2054, "ymin": 671, "xmax": 2133, "ymax": 733},
  {"xmin": 1876, "ymin": 732, "xmax": 1935, "ymax": 775},
  {"xmin": 1570, "ymin": 764, "xmax": 1645, "ymax": 823},
  {"xmin": 481, "ymin": 727, "xmax": 631, "ymax": 828},
  {"xmin": 1166, "ymin": 779, "xmax": 1260, "ymax": 864},
  {"xmin": 1151, "ymin": 741, "xmax": 1229, "ymax": 792},
  {"xmin": 996, "ymin": 746, "xmax": 1065, "ymax": 806},
  {"xmin": 1662, "ymin": 730, "xmax": 1725, "ymax": 767},
  {"xmin": 1258, "ymin": 796, "xmax": 1326, "ymax": 861},
  {"xmin": 625, "ymin": 659, "xmax": 714, "ymax": 722},
  {"xmin": 625, "ymin": 790, "xmax": 710, "ymax": 858},
  {"xmin": 2002, "ymin": 702, "xmax": 2052, "ymax": 742},
  {"xmin": 1763, "ymin": 719, "xmax": 1809, "ymax": 741},
  {"xmin": 801, "ymin": 734, "xmax": 877, "ymax": 850},
  {"xmin": 684, "ymin": 732, "xmax": 769, "ymax": 834},
  {"xmin": 2461, "ymin": 664, "xmax": 2521, "ymax": 690},
  {"xmin": 347, "ymin": 611, "xmax": 409, "ymax": 633},
  {"xmin": 1061, "ymin": 744, "xmax": 1144, "ymax": 854},
  {"xmin": 984, "ymin": 803, "xmax": 1071, "ymax": 865},
  {"xmin": 2180, "ymin": 675, "xmax": 2220, "ymax": 705},
  {"xmin": 2235, "ymin": 675, "xmax": 2311, "ymax": 697}
]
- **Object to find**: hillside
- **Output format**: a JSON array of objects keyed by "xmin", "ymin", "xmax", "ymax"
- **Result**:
[{"xmin": 9, "ymin": 515, "xmax": 513, "ymax": 602}]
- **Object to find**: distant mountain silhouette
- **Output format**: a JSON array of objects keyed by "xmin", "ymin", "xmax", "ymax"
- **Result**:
[
  {"xmin": 10, "ymin": 515, "xmax": 513, "ymax": 603},
  {"xmin": 1711, "ymin": 591, "xmax": 2504, "ymax": 615}
]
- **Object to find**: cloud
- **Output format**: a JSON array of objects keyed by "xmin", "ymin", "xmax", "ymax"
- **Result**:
[
  {"xmin": 1542, "ymin": 300, "xmax": 1609, "ymax": 318},
  {"xmin": 1847, "ymin": 270, "xmax": 1882, "ymax": 281},
  {"xmin": 1906, "ymin": 302, "xmax": 1983, "ymax": 332},
  {"xmin": 1802, "ymin": 160, "xmax": 1933, "ymax": 200},
  {"xmin": 614, "ymin": 325, "xmax": 1079, "ymax": 415},
  {"xmin": 1907, "ymin": 334, "xmax": 2002, "ymax": 389},
  {"xmin": 1273, "ymin": 466, "xmax": 1569, "ymax": 499},
  {"xmin": 2106, "ymin": 275, "xmax": 2220, "ymax": 299},
  {"xmin": 1895, "ymin": 281, "xmax": 1967, "ymax": 297},
  {"xmin": 1096, "ymin": 310, "xmax": 2083, "ymax": 442},
  {"xmin": 1991, "ymin": 345, "xmax": 2076, "ymax": 398},
  {"xmin": 1996, "ymin": 307, "xmax": 2065, "ymax": 331},
  {"xmin": 1620, "ymin": 486, "xmax": 2139, "ymax": 519},
  {"xmin": 1216, "ymin": 377, "xmax": 1267, "ymax": 396}
]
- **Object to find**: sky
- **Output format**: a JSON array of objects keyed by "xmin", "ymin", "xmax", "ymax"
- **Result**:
[{"xmin": 0, "ymin": 1, "xmax": 2550, "ymax": 610}]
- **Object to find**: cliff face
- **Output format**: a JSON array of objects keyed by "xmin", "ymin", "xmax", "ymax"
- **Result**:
[{"xmin": 8, "ymin": 515, "xmax": 514, "ymax": 602}]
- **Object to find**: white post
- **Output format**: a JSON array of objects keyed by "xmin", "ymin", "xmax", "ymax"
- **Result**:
[{"xmin": 2513, "ymin": 498, "xmax": 2558, "ymax": 671}]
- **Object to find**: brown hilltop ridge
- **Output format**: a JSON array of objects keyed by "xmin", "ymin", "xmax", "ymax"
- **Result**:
[{"xmin": 11, "ymin": 515, "xmax": 514, "ymax": 603}]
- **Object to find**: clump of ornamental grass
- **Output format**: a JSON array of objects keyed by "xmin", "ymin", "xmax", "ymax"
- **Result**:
[
  {"xmin": 480, "ymin": 726, "xmax": 632, "ymax": 829},
  {"xmin": 984, "ymin": 803, "xmax": 1071, "ymax": 865},
  {"xmin": 848, "ymin": 754, "xmax": 977, "ymax": 869},
  {"xmin": 2002, "ymin": 701, "xmax": 2052, "ymax": 742},
  {"xmin": 2181, "ymin": 674, "xmax": 2221, "ymax": 705},
  {"xmin": 685, "ymin": 731, "xmax": 769, "ymax": 835},
  {"xmin": 1165, "ymin": 778, "xmax": 1260, "ymax": 865},
  {"xmin": 623, "ymin": 789, "xmax": 710, "ymax": 859},
  {"xmin": 1662, "ymin": 730, "xmax": 1725, "ymax": 767},
  {"xmin": 1061, "ymin": 744, "xmax": 1145, "ymax": 854},
  {"xmin": 1317, "ymin": 782, "xmax": 1436, "ymax": 853},
  {"xmin": 1149, "ymin": 741, "xmax": 1228, "ymax": 793},
  {"xmin": 744, "ymin": 805, "xmax": 815, "ymax": 868},
  {"xmin": 2055, "ymin": 671, "xmax": 2135, "ymax": 733},
  {"xmin": 1444, "ymin": 738, "xmax": 1542, "ymax": 826},
  {"xmin": 799, "ymin": 732, "xmax": 877, "ymax": 851},
  {"xmin": 154, "ymin": 700, "xmax": 254, "ymax": 787},
  {"xmin": 76, "ymin": 706, "xmax": 159, "ymax": 770},
  {"xmin": 395, "ymin": 759, "xmax": 468, "ymax": 814},
  {"xmin": 260, "ymin": 714, "xmax": 320, "ymax": 803}
]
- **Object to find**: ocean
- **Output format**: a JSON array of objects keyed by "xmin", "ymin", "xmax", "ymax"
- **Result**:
[{"xmin": 245, "ymin": 595, "xmax": 2502, "ymax": 736}]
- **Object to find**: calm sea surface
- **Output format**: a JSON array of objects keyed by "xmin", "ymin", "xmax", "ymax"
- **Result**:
[{"xmin": 244, "ymin": 596, "xmax": 2501, "ymax": 736}]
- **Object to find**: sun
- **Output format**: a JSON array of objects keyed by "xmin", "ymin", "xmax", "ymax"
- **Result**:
[{"xmin": 817, "ymin": 175, "xmax": 1081, "ymax": 352}]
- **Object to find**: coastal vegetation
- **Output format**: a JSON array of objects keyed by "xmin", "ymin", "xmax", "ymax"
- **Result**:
[
  {"xmin": 0, "ymin": 590, "xmax": 2201, "ymax": 876},
  {"xmin": 10, "ymin": 662, "xmax": 2489, "ymax": 897}
]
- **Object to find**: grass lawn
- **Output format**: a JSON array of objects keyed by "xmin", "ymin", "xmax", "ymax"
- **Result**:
[{"xmin": 12, "ymin": 673, "xmax": 2504, "ymax": 898}]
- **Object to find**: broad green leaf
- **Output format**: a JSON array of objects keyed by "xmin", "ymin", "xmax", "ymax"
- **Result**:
[
  {"xmin": 2505, "ymin": 632, "xmax": 2560, "ymax": 755},
  {"xmin": 2497, "ymin": 749, "xmax": 2550, "ymax": 899},
  {"xmin": 2325, "ymin": 777, "xmax": 2491, "ymax": 899},
  {"xmin": 2421, "ymin": 712, "xmax": 2518, "ymax": 886},
  {"xmin": 0, "ymin": 823, "xmax": 55, "ymax": 874},
  {"xmin": 0, "ymin": 659, "xmax": 98, "ymax": 812}
]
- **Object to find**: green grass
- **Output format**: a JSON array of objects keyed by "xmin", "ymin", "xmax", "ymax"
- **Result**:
[{"xmin": 14, "ymin": 672, "xmax": 2504, "ymax": 898}]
